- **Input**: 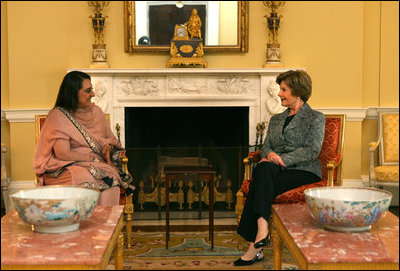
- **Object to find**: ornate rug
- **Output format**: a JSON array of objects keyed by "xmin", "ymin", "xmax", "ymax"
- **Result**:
[{"xmin": 107, "ymin": 231, "xmax": 298, "ymax": 270}]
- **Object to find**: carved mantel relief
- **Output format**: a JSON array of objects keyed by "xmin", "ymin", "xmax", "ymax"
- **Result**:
[
  {"xmin": 68, "ymin": 68, "xmax": 295, "ymax": 147},
  {"xmin": 265, "ymin": 79, "xmax": 286, "ymax": 121},
  {"xmin": 117, "ymin": 77, "xmax": 160, "ymax": 96},
  {"xmin": 92, "ymin": 80, "xmax": 109, "ymax": 113},
  {"xmin": 216, "ymin": 75, "xmax": 255, "ymax": 95},
  {"xmin": 168, "ymin": 78, "xmax": 206, "ymax": 94}
]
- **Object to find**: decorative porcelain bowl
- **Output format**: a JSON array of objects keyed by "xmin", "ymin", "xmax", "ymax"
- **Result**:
[
  {"xmin": 304, "ymin": 187, "xmax": 392, "ymax": 232},
  {"xmin": 11, "ymin": 186, "xmax": 100, "ymax": 233}
]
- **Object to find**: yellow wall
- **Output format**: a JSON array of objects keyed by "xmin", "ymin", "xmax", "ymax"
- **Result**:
[
  {"xmin": 380, "ymin": 1, "xmax": 399, "ymax": 106},
  {"xmin": 1, "ymin": 1, "xmax": 399, "ymax": 182}
]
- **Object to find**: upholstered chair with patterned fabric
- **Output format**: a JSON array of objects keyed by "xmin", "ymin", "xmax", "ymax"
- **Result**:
[
  {"xmin": 369, "ymin": 111, "xmax": 399, "ymax": 198},
  {"xmin": 35, "ymin": 114, "xmax": 134, "ymax": 248},
  {"xmin": 235, "ymin": 114, "xmax": 345, "ymax": 250}
]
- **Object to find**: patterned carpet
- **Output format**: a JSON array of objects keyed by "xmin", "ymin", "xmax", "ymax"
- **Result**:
[{"xmin": 107, "ymin": 231, "xmax": 298, "ymax": 270}]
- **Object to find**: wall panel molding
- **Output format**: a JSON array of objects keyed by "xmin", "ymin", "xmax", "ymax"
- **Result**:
[
  {"xmin": 314, "ymin": 108, "xmax": 367, "ymax": 122},
  {"xmin": 3, "ymin": 109, "xmax": 50, "ymax": 123},
  {"xmin": 365, "ymin": 107, "xmax": 399, "ymax": 120}
]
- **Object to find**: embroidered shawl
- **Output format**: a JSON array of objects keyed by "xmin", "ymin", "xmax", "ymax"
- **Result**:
[{"xmin": 33, "ymin": 104, "xmax": 134, "ymax": 193}]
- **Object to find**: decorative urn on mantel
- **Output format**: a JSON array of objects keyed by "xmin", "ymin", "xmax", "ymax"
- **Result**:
[
  {"xmin": 88, "ymin": 1, "xmax": 110, "ymax": 68},
  {"xmin": 263, "ymin": 1, "xmax": 285, "ymax": 68}
]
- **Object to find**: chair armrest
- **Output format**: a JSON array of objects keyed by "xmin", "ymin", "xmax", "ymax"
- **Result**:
[
  {"xmin": 120, "ymin": 151, "xmax": 129, "ymax": 174},
  {"xmin": 247, "ymin": 151, "xmax": 261, "ymax": 162},
  {"xmin": 327, "ymin": 161, "xmax": 335, "ymax": 186},
  {"xmin": 368, "ymin": 141, "xmax": 379, "ymax": 187},
  {"xmin": 369, "ymin": 141, "xmax": 378, "ymax": 152},
  {"xmin": 326, "ymin": 152, "xmax": 342, "ymax": 186},
  {"xmin": 243, "ymin": 151, "xmax": 260, "ymax": 180}
]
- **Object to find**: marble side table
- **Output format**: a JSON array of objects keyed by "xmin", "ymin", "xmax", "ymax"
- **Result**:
[
  {"xmin": 271, "ymin": 204, "xmax": 399, "ymax": 270},
  {"xmin": 1, "ymin": 205, "xmax": 124, "ymax": 270}
]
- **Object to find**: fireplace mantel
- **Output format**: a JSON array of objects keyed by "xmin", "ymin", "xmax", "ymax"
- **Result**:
[{"xmin": 67, "ymin": 68, "xmax": 296, "ymax": 147}]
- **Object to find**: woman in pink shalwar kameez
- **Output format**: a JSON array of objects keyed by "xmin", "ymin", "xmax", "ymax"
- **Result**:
[{"xmin": 33, "ymin": 71, "xmax": 134, "ymax": 206}]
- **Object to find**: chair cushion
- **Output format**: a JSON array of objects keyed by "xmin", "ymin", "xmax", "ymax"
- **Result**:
[
  {"xmin": 241, "ymin": 178, "xmax": 328, "ymax": 204},
  {"xmin": 375, "ymin": 165, "xmax": 399, "ymax": 182},
  {"xmin": 241, "ymin": 179, "xmax": 251, "ymax": 196},
  {"xmin": 382, "ymin": 114, "xmax": 399, "ymax": 163},
  {"xmin": 273, "ymin": 179, "xmax": 327, "ymax": 203},
  {"xmin": 119, "ymin": 187, "xmax": 127, "ymax": 205}
]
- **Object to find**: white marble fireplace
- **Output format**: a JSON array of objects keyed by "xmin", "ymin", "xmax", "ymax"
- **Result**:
[{"xmin": 69, "ymin": 68, "xmax": 293, "ymax": 147}]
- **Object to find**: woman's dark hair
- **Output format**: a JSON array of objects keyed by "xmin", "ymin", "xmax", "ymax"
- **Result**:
[
  {"xmin": 276, "ymin": 70, "xmax": 312, "ymax": 102},
  {"xmin": 54, "ymin": 71, "xmax": 91, "ymax": 112}
]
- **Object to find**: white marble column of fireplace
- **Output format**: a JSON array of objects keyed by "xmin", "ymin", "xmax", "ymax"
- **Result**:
[{"xmin": 69, "ymin": 68, "xmax": 294, "ymax": 148}]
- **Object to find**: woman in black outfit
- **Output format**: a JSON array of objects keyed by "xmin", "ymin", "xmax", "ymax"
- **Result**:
[{"xmin": 234, "ymin": 70, "xmax": 325, "ymax": 266}]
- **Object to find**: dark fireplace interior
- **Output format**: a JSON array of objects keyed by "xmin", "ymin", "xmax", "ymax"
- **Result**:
[{"xmin": 125, "ymin": 107, "xmax": 249, "ymax": 213}]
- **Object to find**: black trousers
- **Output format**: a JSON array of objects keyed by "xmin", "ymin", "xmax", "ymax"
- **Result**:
[{"xmin": 237, "ymin": 162, "xmax": 320, "ymax": 242}]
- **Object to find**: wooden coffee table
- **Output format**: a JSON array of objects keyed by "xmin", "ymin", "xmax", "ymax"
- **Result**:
[
  {"xmin": 271, "ymin": 204, "xmax": 399, "ymax": 270},
  {"xmin": 1, "ymin": 205, "xmax": 125, "ymax": 270},
  {"xmin": 161, "ymin": 166, "xmax": 216, "ymax": 250}
]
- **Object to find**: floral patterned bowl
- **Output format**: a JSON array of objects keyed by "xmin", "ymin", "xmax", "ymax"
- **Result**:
[
  {"xmin": 10, "ymin": 186, "xmax": 99, "ymax": 233},
  {"xmin": 304, "ymin": 187, "xmax": 392, "ymax": 232}
]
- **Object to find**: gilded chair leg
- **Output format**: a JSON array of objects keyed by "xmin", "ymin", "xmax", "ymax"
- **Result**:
[
  {"xmin": 124, "ymin": 194, "xmax": 134, "ymax": 248},
  {"xmin": 115, "ymin": 232, "xmax": 124, "ymax": 270},
  {"xmin": 235, "ymin": 190, "xmax": 244, "ymax": 250},
  {"xmin": 271, "ymin": 224, "xmax": 282, "ymax": 270}
]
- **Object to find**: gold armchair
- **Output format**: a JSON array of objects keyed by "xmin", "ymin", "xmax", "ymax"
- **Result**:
[
  {"xmin": 369, "ymin": 111, "xmax": 399, "ymax": 203},
  {"xmin": 35, "ymin": 114, "xmax": 134, "ymax": 247}
]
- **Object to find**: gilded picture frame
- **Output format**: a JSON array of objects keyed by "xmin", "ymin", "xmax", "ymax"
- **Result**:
[{"xmin": 123, "ymin": 1, "xmax": 249, "ymax": 53}]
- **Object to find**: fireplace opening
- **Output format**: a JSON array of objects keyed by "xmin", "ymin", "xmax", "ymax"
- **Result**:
[
  {"xmin": 125, "ymin": 107, "xmax": 249, "ymax": 217},
  {"xmin": 125, "ymin": 107, "xmax": 249, "ymax": 148}
]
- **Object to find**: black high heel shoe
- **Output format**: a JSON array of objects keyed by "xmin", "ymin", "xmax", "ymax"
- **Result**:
[
  {"xmin": 233, "ymin": 248, "xmax": 264, "ymax": 266},
  {"xmin": 254, "ymin": 233, "xmax": 271, "ymax": 248}
]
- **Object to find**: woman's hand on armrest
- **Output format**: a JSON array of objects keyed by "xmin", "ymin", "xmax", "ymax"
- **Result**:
[{"xmin": 261, "ymin": 152, "xmax": 286, "ymax": 167}]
